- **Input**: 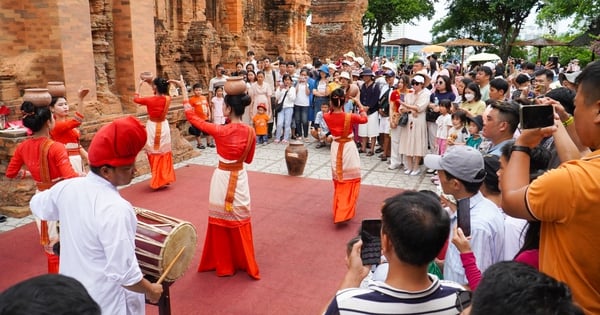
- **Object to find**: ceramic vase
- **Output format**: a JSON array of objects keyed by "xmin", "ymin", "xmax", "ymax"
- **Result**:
[
  {"xmin": 224, "ymin": 76, "xmax": 247, "ymax": 95},
  {"xmin": 46, "ymin": 81, "xmax": 66, "ymax": 97},
  {"xmin": 285, "ymin": 140, "xmax": 308, "ymax": 176},
  {"xmin": 23, "ymin": 88, "xmax": 52, "ymax": 107},
  {"xmin": 140, "ymin": 72, "xmax": 154, "ymax": 83}
]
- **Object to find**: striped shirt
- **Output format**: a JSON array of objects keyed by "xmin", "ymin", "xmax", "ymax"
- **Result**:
[{"xmin": 324, "ymin": 275, "xmax": 464, "ymax": 315}]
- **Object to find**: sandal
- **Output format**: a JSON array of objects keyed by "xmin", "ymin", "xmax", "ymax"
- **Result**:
[
  {"xmin": 366, "ymin": 151, "xmax": 374, "ymax": 156},
  {"xmin": 358, "ymin": 149, "xmax": 366, "ymax": 153}
]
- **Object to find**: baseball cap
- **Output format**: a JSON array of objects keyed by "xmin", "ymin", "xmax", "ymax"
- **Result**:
[
  {"xmin": 384, "ymin": 70, "xmax": 395, "ymax": 77},
  {"xmin": 424, "ymin": 146, "xmax": 486, "ymax": 183},
  {"xmin": 558, "ymin": 71, "xmax": 581, "ymax": 84},
  {"xmin": 412, "ymin": 75, "xmax": 425, "ymax": 84}
]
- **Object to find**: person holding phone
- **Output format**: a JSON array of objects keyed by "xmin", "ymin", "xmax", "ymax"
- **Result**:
[
  {"xmin": 501, "ymin": 61, "xmax": 600, "ymax": 314},
  {"xmin": 324, "ymin": 191, "xmax": 465, "ymax": 314},
  {"xmin": 424, "ymin": 145, "xmax": 505, "ymax": 287}
]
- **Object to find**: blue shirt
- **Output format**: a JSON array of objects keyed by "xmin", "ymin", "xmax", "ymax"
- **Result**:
[
  {"xmin": 444, "ymin": 191, "xmax": 505, "ymax": 285},
  {"xmin": 314, "ymin": 111, "xmax": 329, "ymax": 134},
  {"xmin": 487, "ymin": 139, "xmax": 513, "ymax": 156}
]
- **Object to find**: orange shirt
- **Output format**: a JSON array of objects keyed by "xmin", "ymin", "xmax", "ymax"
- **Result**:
[
  {"xmin": 527, "ymin": 150, "xmax": 600, "ymax": 314},
  {"xmin": 252, "ymin": 113, "xmax": 269, "ymax": 136},
  {"xmin": 5, "ymin": 137, "xmax": 78, "ymax": 182},
  {"xmin": 190, "ymin": 95, "xmax": 210, "ymax": 121},
  {"xmin": 50, "ymin": 112, "xmax": 84, "ymax": 144}
]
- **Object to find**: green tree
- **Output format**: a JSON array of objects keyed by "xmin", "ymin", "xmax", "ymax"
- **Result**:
[
  {"xmin": 431, "ymin": 0, "xmax": 541, "ymax": 62},
  {"xmin": 537, "ymin": 0, "xmax": 600, "ymax": 29},
  {"xmin": 362, "ymin": 0, "xmax": 435, "ymax": 58}
]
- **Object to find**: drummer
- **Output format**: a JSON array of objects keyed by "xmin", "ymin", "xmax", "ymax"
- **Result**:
[{"xmin": 30, "ymin": 116, "xmax": 163, "ymax": 314}]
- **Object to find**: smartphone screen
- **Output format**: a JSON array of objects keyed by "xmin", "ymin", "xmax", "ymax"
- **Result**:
[
  {"xmin": 520, "ymin": 104, "xmax": 555, "ymax": 129},
  {"xmin": 360, "ymin": 219, "xmax": 382, "ymax": 266},
  {"xmin": 457, "ymin": 198, "xmax": 471, "ymax": 237}
]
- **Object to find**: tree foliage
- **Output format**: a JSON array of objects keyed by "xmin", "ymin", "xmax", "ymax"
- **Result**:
[
  {"xmin": 537, "ymin": 0, "xmax": 600, "ymax": 31},
  {"xmin": 431, "ymin": 0, "xmax": 541, "ymax": 62},
  {"xmin": 362, "ymin": 0, "xmax": 435, "ymax": 58}
]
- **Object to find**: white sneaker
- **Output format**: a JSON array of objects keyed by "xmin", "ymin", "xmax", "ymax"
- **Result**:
[
  {"xmin": 388, "ymin": 164, "xmax": 400, "ymax": 170},
  {"xmin": 410, "ymin": 170, "xmax": 422, "ymax": 176},
  {"xmin": 404, "ymin": 169, "xmax": 411, "ymax": 175}
]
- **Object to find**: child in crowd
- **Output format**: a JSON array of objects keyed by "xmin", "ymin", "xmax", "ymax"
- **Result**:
[
  {"xmin": 311, "ymin": 103, "xmax": 331, "ymax": 148},
  {"xmin": 466, "ymin": 115, "xmax": 484, "ymax": 150},
  {"xmin": 252, "ymin": 103, "xmax": 270, "ymax": 145},
  {"xmin": 447, "ymin": 110, "xmax": 469, "ymax": 146},
  {"xmin": 434, "ymin": 100, "xmax": 453, "ymax": 155},
  {"xmin": 189, "ymin": 83, "xmax": 214, "ymax": 148},
  {"xmin": 211, "ymin": 86, "xmax": 225, "ymax": 125}
]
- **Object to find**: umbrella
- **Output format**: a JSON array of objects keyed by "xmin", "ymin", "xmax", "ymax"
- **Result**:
[
  {"xmin": 569, "ymin": 33, "xmax": 596, "ymax": 61},
  {"xmin": 421, "ymin": 45, "xmax": 446, "ymax": 54},
  {"xmin": 466, "ymin": 53, "xmax": 501, "ymax": 63},
  {"xmin": 512, "ymin": 37, "xmax": 568, "ymax": 60},
  {"xmin": 435, "ymin": 38, "xmax": 493, "ymax": 64},
  {"xmin": 381, "ymin": 37, "xmax": 430, "ymax": 62}
]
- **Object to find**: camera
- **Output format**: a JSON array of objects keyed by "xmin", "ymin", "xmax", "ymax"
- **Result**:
[
  {"xmin": 221, "ymin": 70, "xmax": 226, "ymax": 75},
  {"xmin": 520, "ymin": 104, "xmax": 555, "ymax": 129}
]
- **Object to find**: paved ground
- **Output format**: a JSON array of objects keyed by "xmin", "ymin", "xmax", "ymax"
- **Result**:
[{"xmin": 0, "ymin": 138, "xmax": 437, "ymax": 233}]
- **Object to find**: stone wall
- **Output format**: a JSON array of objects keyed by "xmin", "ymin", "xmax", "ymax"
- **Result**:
[{"xmin": 0, "ymin": 0, "xmax": 366, "ymax": 216}]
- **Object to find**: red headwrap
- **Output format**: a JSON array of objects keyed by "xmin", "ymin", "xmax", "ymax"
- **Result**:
[{"xmin": 88, "ymin": 116, "xmax": 147, "ymax": 167}]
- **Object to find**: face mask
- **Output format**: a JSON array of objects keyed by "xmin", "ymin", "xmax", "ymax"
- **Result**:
[{"xmin": 464, "ymin": 93, "xmax": 475, "ymax": 101}]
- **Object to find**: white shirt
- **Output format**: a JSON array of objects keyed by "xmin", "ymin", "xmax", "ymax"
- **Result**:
[{"xmin": 30, "ymin": 172, "xmax": 145, "ymax": 315}]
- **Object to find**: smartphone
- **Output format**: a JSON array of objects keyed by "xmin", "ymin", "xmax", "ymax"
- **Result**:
[
  {"xmin": 360, "ymin": 219, "xmax": 382, "ymax": 266},
  {"xmin": 457, "ymin": 198, "xmax": 471, "ymax": 237},
  {"xmin": 520, "ymin": 104, "xmax": 555, "ymax": 129}
]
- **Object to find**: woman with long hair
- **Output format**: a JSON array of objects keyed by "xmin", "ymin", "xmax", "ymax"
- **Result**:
[
  {"xmin": 177, "ymin": 77, "xmax": 260, "ymax": 279},
  {"xmin": 133, "ymin": 77, "xmax": 176, "ymax": 190},
  {"xmin": 323, "ymin": 88, "xmax": 368, "ymax": 224},
  {"xmin": 6, "ymin": 102, "xmax": 79, "ymax": 273}
]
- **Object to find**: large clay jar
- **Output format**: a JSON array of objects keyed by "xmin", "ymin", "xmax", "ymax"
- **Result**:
[
  {"xmin": 23, "ymin": 88, "xmax": 52, "ymax": 107},
  {"xmin": 285, "ymin": 140, "xmax": 308, "ymax": 176},
  {"xmin": 140, "ymin": 71, "xmax": 154, "ymax": 83},
  {"xmin": 224, "ymin": 76, "xmax": 247, "ymax": 95},
  {"xmin": 46, "ymin": 81, "xmax": 66, "ymax": 97}
]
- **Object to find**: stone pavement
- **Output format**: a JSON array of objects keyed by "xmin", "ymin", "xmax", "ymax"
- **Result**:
[{"xmin": 0, "ymin": 138, "xmax": 437, "ymax": 233}]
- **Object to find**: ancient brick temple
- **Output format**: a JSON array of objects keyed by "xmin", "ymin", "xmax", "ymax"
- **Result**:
[{"xmin": 0, "ymin": 0, "xmax": 366, "ymax": 216}]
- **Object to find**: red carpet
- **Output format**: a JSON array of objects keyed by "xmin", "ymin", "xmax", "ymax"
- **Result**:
[{"xmin": 0, "ymin": 165, "xmax": 402, "ymax": 314}]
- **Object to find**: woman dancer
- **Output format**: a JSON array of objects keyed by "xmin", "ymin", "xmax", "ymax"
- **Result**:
[
  {"xmin": 6, "ymin": 102, "xmax": 79, "ymax": 273},
  {"xmin": 49, "ymin": 87, "xmax": 89, "ymax": 175},
  {"xmin": 176, "ymin": 77, "xmax": 260, "ymax": 280},
  {"xmin": 323, "ymin": 88, "xmax": 368, "ymax": 224},
  {"xmin": 134, "ymin": 77, "xmax": 176, "ymax": 190}
]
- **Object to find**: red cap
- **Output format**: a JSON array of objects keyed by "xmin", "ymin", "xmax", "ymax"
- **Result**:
[
  {"xmin": 257, "ymin": 103, "xmax": 267, "ymax": 111},
  {"xmin": 88, "ymin": 116, "xmax": 147, "ymax": 167}
]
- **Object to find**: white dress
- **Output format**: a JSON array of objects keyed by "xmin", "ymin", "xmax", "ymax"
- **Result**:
[{"xmin": 31, "ymin": 172, "xmax": 146, "ymax": 315}]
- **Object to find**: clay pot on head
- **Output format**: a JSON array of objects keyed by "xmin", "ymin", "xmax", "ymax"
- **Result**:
[
  {"xmin": 285, "ymin": 140, "xmax": 308, "ymax": 176},
  {"xmin": 46, "ymin": 81, "xmax": 66, "ymax": 97},
  {"xmin": 23, "ymin": 88, "xmax": 52, "ymax": 107},
  {"xmin": 224, "ymin": 76, "xmax": 247, "ymax": 95},
  {"xmin": 140, "ymin": 72, "xmax": 154, "ymax": 83}
]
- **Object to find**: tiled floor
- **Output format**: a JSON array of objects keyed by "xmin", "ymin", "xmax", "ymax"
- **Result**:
[{"xmin": 0, "ymin": 138, "xmax": 437, "ymax": 233}]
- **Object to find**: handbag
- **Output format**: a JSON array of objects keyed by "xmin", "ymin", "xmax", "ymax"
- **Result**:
[
  {"xmin": 399, "ymin": 112, "xmax": 409, "ymax": 126},
  {"xmin": 274, "ymin": 89, "xmax": 289, "ymax": 113}
]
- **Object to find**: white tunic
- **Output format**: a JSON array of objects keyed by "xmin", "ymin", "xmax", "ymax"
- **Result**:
[{"xmin": 30, "ymin": 172, "xmax": 145, "ymax": 315}]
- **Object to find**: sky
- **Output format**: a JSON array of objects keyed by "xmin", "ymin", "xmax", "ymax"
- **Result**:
[{"xmin": 406, "ymin": 0, "xmax": 572, "ymax": 43}]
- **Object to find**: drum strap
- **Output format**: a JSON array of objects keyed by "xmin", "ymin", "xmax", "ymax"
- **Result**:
[{"xmin": 224, "ymin": 126, "xmax": 255, "ymax": 212}]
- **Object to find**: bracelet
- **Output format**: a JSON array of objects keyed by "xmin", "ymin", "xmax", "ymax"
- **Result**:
[
  {"xmin": 511, "ymin": 145, "xmax": 532, "ymax": 156},
  {"xmin": 562, "ymin": 115, "xmax": 574, "ymax": 127}
]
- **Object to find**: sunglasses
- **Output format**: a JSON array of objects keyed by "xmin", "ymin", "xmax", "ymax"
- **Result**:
[
  {"xmin": 411, "ymin": 81, "xmax": 422, "ymax": 85},
  {"xmin": 436, "ymin": 81, "xmax": 445, "ymax": 85}
]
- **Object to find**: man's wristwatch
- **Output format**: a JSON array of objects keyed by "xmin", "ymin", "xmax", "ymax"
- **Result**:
[{"xmin": 511, "ymin": 145, "xmax": 532, "ymax": 156}]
